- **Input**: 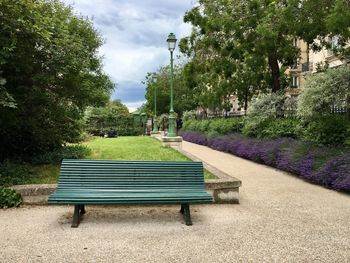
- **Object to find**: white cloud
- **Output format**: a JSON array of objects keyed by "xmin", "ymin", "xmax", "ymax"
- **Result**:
[
  {"xmin": 124, "ymin": 100, "xmax": 147, "ymax": 113},
  {"xmin": 101, "ymin": 46, "xmax": 167, "ymax": 83},
  {"xmin": 63, "ymin": 0, "xmax": 193, "ymax": 111}
]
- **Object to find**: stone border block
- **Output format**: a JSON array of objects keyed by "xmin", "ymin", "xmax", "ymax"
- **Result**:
[
  {"xmin": 11, "ymin": 140, "xmax": 242, "ymax": 205},
  {"xmin": 175, "ymin": 147, "xmax": 242, "ymax": 204},
  {"xmin": 12, "ymin": 184, "xmax": 56, "ymax": 205},
  {"xmin": 160, "ymin": 136, "xmax": 182, "ymax": 148}
]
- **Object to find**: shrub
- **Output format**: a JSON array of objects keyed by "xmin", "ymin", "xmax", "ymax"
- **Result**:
[
  {"xmin": 241, "ymin": 117, "xmax": 270, "ymax": 137},
  {"xmin": 127, "ymin": 126, "xmax": 144, "ymax": 136},
  {"xmin": 30, "ymin": 145, "xmax": 91, "ymax": 165},
  {"xmin": 242, "ymin": 92, "xmax": 298, "ymax": 138},
  {"xmin": 207, "ymin": 118, "xmax": 243, "ymax": 136},
  {"xmin": 260, "ymin": 118, "xmax": 300, "ymax": 139},
  {"xmin": 197, "ymin": 119, "xmax": 211, "ymax": 133},
  {"xmin": 183, "ymin": 118, "xmax": 244, "ymax": 136},
  {"xmin": 183, "ymin": 119, "xmax": 210, "ymax": 133},
  {"xmin": 182, "ymin": 110, "xmax": 196, "ymax": 121},
  {"xmin": 304, "ymin": 115, "xmax": 349, "ymax": 145},
  {"xmin": 182, "ymin": 119, "xmax": 197, "ymax": 131},
  {"xmin": 0, "ymin": 187, "xmax": 22, "ymax": 208},
  {"xmin": 297, "ymin": 66, "xmax": 350, "ymax": 146},
  {"xmin": 297, "ymin": 65, "xmax": 350, "ymax": 122},
  {"xmin": 79, "ymin": 132, "xmax": 94, "ymax": 142},
  {"xmin": 0, "ymin": 161, "xmax": 31, "ymax": 187},
  {"xmin": 247, "ymin": 92, "xmax": 298, "ymax": 119}
]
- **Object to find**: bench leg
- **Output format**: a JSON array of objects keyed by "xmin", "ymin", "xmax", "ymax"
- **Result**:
[
  {"xmin": 72, "ymin": 205, "xmax": 86, "ymax": 227},
  {"xmin": 80, "ymin": 205, "xmax": 86, "ymax": 215},
  {"xmin": 180, "ymin": 204, "xmax": 184, "ymax": 214},
  {"xmin": 182, "ymin": 204, "xmax": 192, "ymax": 226},
  {"xmin": 71, "ymin": 205, "xmax": 81, "ymax": 228}
]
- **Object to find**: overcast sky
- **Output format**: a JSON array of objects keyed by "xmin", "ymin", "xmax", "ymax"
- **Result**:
[{"xmin": 63, "ymin": 0, "xmax": 194, "ymax": 112}]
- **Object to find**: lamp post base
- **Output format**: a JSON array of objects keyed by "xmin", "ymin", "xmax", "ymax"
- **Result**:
[
  {"xmin": 152, "ymin": 118, "xmax": 158, "ymax": 133},
  {"xmin": 160, "ymin": 136, "xmax": 182, "ymax": 148},
  {"xmin": 168, "ymin": 111, "xmax": 176, "ymax": 137}
]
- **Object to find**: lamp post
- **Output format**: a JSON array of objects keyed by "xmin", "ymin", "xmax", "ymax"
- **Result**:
[
  {"xmin": 141, "ymin": 112, "xmax": 147, "ymax": 135},
  {"xmin": 166, "ymin": 33, "xmax": 177, "ymax": 137},
  {"xmin": 152, "ymin": 75, "xmax": 158, "ymax": 133}
]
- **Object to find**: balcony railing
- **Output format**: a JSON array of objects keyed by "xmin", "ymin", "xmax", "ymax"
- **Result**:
[
  {"xmin": 290, "ymin": 62, "xmax": 313, "ymax": 73},
  {"xmin": 301, "ymin": 62, "xmax": 313, "ymax": 72},
  {"xmin": 331, "ymin": 106, "xmax": 348, "ymax": 114},
  {"xmin": 290, "ymin": 62, "xmax": 302, "ymax": 72}
]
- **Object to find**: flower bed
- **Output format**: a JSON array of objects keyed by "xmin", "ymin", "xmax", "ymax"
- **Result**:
[{"xmin": 179, "ymin": 131, "xmax": 350, "ymax": 192}]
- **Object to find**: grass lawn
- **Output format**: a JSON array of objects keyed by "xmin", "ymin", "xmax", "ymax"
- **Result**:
[
  {"xmin": 29, "ymin": 136, "xmax": 216, "ymax": 183},
  {"xmin": 86, "ymin": 137, "xmax": 190, "ymax": 161},
  {"xmin": 28, "ymin": 165, "xmax": 60, "ymax": 184}
]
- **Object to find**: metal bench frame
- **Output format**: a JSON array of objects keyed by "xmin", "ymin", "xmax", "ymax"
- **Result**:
[{"xmin": 48, "ymin": 159, "xmax": 212, "ymax": 227}]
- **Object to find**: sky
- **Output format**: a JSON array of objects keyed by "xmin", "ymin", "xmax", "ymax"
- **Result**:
[{"xmin": 62, "ymin": 0, "xmax": 195, "ymax": 112}]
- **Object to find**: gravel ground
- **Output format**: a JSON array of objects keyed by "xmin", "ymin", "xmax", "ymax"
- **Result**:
[{"xmin": 1, "ymin": 141, "xmax": 350, "ymax": 262}]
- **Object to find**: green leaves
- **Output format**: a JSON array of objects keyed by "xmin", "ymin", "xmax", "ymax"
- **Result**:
[
  {"xmin": 0, "ymin": 85, "xmax": 16, "ymax": 108},
  {"xmin": 297, "ymin": 65, "xmax": 350, "ymax": 121},
  {"xmin": 85, "ymin": 100, "xmax": 137, "ymax": 136},
  {"xmin": 0, "ymin": 0, "xmax": 113, "ymax": 160},
  {"xmin": 144, "ymin": 63, "xmax": 198, "ymax": 115},
  {"xmin": 0, "ymin": 187, "xmax": 22, "ymax": 208},
  {"xmin": 180, "ymin": 0, "xmax": 350, "ymax": 108}
]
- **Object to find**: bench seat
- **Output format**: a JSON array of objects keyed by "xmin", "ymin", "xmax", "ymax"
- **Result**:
[{"xmin": 48, "ymin": 159, "xmax": 212, "ymax": 227}]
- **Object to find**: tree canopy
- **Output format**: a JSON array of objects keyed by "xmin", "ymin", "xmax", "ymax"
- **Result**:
[
  {"xmin": 85, "ymin": 100, "xmax": 138, "ymax": 136},
  {"xmin": 0, "ymin": 0, "xmax": 114, "ymax": 160},
  {"xmin": 178, "ymin": 0, "xmax": 350, "ymax": 110},
  {"xmin": 144, "ymin": 62, "xmax": 198, "ymax": 116}
]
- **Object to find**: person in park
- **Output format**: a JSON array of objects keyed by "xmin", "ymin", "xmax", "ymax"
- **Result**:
[
  {"xmin": 107, "ymin": 129, "xmax": 118, "ymax": 138},
  {"xmin": 177, "ymin": 118, "xmax": 183, "ymax": 133}
]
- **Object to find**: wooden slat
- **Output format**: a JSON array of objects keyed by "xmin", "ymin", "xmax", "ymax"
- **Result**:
[{"xmin": 48, "ymin": 159, "xmax": 213, "ymax": 205}]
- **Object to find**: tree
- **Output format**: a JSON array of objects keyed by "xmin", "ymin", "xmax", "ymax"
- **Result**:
[
  {"xmin": 85, "ymin": 100, "xmax": 139, "ymax": 136},
  {"xmin": 144, "ymin": 62, "xmax": 198, "ymax": 116},
  {"xmin": 0, "ymin": 0, "xmax": 114, "ymax": 160},
  {"xmin": 325, "ymin": 0, "xmax": 350, "ymax": 58},
  {"xmin": 181, "ymin": 0, "xmax": 350, "ymax": 99},
  {"xmin": 179, "ymin": 0, "xmax": 272, "ymax": 111}
]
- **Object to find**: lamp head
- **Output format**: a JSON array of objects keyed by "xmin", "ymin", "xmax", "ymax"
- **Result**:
[{"xmin": 167, "ymin": 33, "xmax": 177, "ymax": 52}]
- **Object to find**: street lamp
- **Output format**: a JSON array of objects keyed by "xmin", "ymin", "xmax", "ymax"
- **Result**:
[
  {"xmin": 152, "ymin": 75, "xmax": 158, "ymax": 133},
  {"xmin": 166, "ymin": 33, "xmax": 177, "ymax": 137},
  {"xmin": 141, "ymin": 112, "xmax": 147, "ymax": 135}
]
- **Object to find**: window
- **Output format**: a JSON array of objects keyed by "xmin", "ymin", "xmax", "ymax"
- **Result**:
[
  {"xmin": 293, "ymin": 38, "xmax": 298, "ymax": 47},
  {"xmin": 327, "ymin": 36, "xmax": 340, "ymax": 56},
  {"xmin": 290, "ymin": 76, "xmax": 299, "ymax": 88},
  {"xmin": 331, "ymin": 36, "xmax": 340, "ymax": 49}
]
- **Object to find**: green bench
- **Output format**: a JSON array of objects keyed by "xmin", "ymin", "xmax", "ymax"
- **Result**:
[{"xmin": 48, "ymin": 159, "xmax": 213, "ymax": 227}]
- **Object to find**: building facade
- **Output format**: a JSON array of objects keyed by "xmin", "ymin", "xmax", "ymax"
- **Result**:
[{"xmin": 286, "ymin": 37, "xmax": 347, "ymax": 97}]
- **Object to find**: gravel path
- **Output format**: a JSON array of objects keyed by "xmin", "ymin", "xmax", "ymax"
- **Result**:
[{"xmin": 1, "ymin": 141, "xmax": 350, "ymax": 262}]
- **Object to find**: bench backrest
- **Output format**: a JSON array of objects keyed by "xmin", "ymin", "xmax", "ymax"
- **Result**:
[{"xmin": 58, "ymin": 159, "xmax": 205, "ymax": 190}]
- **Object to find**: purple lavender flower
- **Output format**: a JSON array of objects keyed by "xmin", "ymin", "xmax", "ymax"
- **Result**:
[
  {"xmin": 179, "ymin": 130, "xmax": 350, "ymax": 192},
  {"xmin": 311, "ymin": 156, "xmax": 350, "ymax": 191}
]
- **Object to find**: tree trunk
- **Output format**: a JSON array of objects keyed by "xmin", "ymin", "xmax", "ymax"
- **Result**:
[
  {"xmin": 244, "ymin": 87, "xmax": 248, "ymax": 115},
  {"xmin": 268, "ymin": 52, "xmax": 281, "ymax": 93}
]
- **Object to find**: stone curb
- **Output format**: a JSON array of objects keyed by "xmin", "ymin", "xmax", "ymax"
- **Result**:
[
  {"xmin": 12, "ymin": 177, "xmax": 242, "ymax": 205},
  {"xmin": 152, "ymin": 133, "xmax": 183, "ymax": 148},
  {"xmin": 11, "ymin": 137, "xmax": 242, "ymax": 205},
  {"xmin": 153, "ymin": 134, "xmax": 241, "ymax": 203},
  {"xmin": 11, "ymin": 184, "xmax": 55, "ymax": 205},
  {"xmin": 175, "ymin": 147, "xmax": 241, "ymax": 204}
]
